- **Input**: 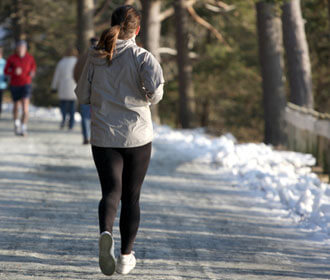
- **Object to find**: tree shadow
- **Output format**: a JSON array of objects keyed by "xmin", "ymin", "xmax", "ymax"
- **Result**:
[{"xmin": 0, "ymin": 118, "xmax": 330, "ymax": 279}]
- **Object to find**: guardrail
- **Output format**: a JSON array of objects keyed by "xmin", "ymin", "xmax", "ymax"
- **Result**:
[{"xmin": 284, "ymin": 103, "xmax": 330, "ymax": 174}]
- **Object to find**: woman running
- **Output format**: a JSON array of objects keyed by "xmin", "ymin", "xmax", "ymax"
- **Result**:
[{"xmin": 75, "ymin": 5, "xmax": 164, "ymax": 276}]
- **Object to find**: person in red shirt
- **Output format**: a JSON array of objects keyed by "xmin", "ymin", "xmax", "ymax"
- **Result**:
[{"xmin": 4, "ymin": 40, "xmax": 36, "ymax": 136}]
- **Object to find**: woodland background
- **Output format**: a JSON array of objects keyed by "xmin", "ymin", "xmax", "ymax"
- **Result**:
[{"xmin": 0, "ymin": 0, "xmax": 329, "ymax": 142}]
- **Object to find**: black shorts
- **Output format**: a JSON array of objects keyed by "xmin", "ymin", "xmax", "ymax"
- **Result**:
[{"xmin": 10, "ymin": 85, "xmax": 32, "ymax": 102}]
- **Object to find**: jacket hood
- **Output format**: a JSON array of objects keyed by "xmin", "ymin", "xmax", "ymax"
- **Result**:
[{"xmin": 88, "ymin": 37, "xmax": 136, "ymax": 66}]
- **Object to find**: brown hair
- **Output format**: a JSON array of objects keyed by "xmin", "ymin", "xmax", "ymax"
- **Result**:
[{"xmin": 96, "ymin": 5, "xmax": 141, "ymax": 64}]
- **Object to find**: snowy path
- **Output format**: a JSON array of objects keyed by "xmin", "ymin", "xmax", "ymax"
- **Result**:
[{"xmin": 0, "ymin": 114, "xmax": 329, "ymax": 280}]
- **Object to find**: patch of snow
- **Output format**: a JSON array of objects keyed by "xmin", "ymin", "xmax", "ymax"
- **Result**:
[{"xmin": 153, "ymin": 124, "xmax": 330, "ymax": 239}]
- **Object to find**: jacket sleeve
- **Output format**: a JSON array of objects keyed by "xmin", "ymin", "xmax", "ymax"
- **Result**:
[
  {"xmin": 4, "ymin": 57, "xmax": 13, "ymax": 76},
  {"xmin": 138, "ymin": 51, "xmax": 165, "ymax": 105},
  {"xmin": 73, "ymin": 52, "xmax": 87, "ymax": 83},
  {"xmin": 74, "ymin": 53, "xmax": 94, "ymax": 104}
]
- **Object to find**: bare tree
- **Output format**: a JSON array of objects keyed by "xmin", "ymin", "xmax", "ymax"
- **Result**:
[
  {"xmin": 282, "ymin": 0, "xmax": 313, "ymax": 108},
  {"xmin": 186, "ymin": 4, "xmax": 228, "ymax": 46},
  {"xmin": 77, "ymin": 0, "xmax": 95, "ymax": 53},
  {"xmin": 256, "ymin": 1, "xmax": 286, "ymax": 145},
  {"xmin": 94, "ymin": 0, "xmax": 112, "ymax": 18},
  {"xmin": 174, "ymin": 0, "xmax": 195, "ymax": 128}
]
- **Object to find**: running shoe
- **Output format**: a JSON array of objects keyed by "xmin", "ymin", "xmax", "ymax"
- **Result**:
[
  {"xmin": 99, "ymin": 231, "xmax": 116, "ymax": 276},
  {"xmin": 116, "ymin": 251, "xmax": 136, "ymax": 275}
]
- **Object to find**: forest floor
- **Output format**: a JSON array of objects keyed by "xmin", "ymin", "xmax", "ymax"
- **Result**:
[{"xmin": 0, "ymin": 113, "xmax": 329, "ymax": 280}]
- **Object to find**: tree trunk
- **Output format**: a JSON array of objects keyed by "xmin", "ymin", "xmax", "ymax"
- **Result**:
[
  {"xmin": 328, "ymin": 0, "xmax": 330, "ymax": 18},
  {"xmin": 174, "ymin": 0, "xmax": 195, "ymax": 129},
  {"xmin": 200, "ymin": 99, "xmax": 210, "ymax": 127},
  {"xmin": 256, "ymin": 1, "xmax": 286, "ymax": 145},
  {"xmin": 282, "ymin": 0, "xmax": 313, "ymax": 108},
  {"xmin": 12, "ymin": 0, "xmax": 23, "ymax": 41},
  {"xmin": 77, "ymin": 0, "xmax": 95, "ymax": 53},
  {"xmin": 328, "ymin": 0, "xmax": 330, "ymax": 34},
  {"xmin": 140, "ymin": 0, "xmax": 161, "ymax": 124}
]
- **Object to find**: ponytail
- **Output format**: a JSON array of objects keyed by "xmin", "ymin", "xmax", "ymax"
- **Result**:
[
  {"xmin": 96, "ymin": 25, "xmax": 121, "ymax": 64},
  {"xmin": 95, "ymin": 5, "xmax": 141, "ymax": 64}
]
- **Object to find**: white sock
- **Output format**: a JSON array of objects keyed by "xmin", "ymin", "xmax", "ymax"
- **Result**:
[{"xmin": 14, "ymin": 119, "xmax": 21, "ymax": 127}]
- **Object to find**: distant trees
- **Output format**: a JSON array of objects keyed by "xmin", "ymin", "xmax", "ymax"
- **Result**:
[
  {"xmin": 0, "ymin": 0, "xmax": 77, "ymax": 106},
  {"xmin": 0, "ymin": 0, "xmax": 325, "ymax": 142},
  {"xmin": 303, "ymin": 0, "xmax": 330, "ymax": 114}
]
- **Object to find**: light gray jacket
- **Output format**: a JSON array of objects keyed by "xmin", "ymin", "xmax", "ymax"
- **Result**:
[{"xmin": 75, "ymin": 37, "xmax": 164, "ymax": 148}]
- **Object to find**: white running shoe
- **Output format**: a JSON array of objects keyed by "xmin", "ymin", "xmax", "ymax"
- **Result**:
[
  {"xmin": 116, "ymin": 251, "xmax": 136, "ymax": 275},
  {"xmin": 99, "ymin": 231, "xmax": 116, "ymax": 276}
]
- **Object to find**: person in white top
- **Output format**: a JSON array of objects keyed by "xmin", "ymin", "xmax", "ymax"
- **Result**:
[{"xmin": 51, "ymin": 47, "xmax": 78, "ymax": 129}]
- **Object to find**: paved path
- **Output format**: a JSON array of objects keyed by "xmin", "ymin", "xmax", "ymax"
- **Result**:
[{"xmin": 0, "ymin": 114, "xmax": 329, "ymax": 279}]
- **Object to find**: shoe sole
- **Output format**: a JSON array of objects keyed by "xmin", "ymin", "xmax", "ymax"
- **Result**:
[
  {"xmin": 116, "ymin": 265, "xmax": 136, "ymax": 275},
  {"xmin": 99, "ymin": 233, "xmax": 116, "ymax": 276}
]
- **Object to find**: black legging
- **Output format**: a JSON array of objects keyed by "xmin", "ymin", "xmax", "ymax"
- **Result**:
[{"xmin": 92, "ymin": 142, "xmax": 152, "ymax": 254}]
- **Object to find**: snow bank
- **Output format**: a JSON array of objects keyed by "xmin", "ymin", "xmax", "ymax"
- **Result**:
[
  {"xmin": 154, "ymin": 125, "xmax": 330, "ymax": 238},
  {"xmin": 2, "ymin": 103, "xmax": 81, "ymax": 121}
]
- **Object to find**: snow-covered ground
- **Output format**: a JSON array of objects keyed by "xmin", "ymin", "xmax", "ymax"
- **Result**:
[
  {"xmin": 154, "ymin": 125, "xmax": 330, "ymax": 241},
  {"xmin": 3, "ymin": 103, "xmax": 330, "ymax": 240}
]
